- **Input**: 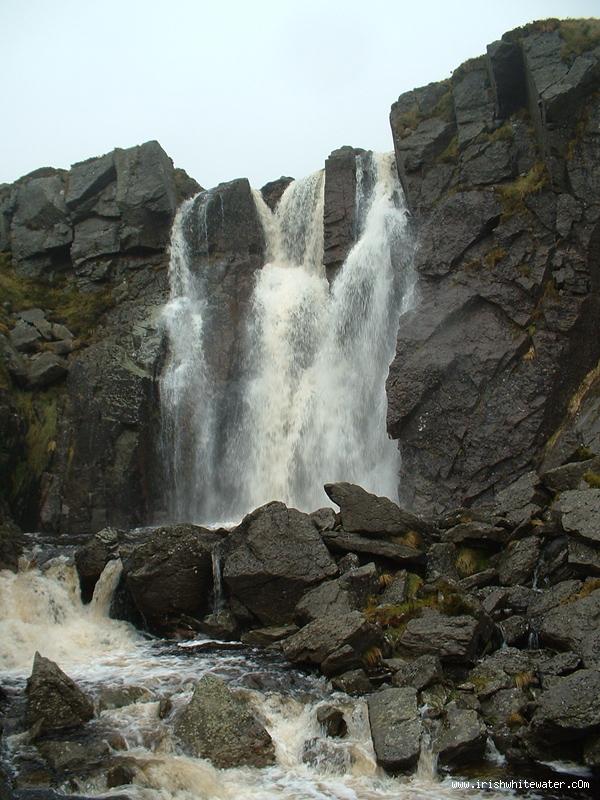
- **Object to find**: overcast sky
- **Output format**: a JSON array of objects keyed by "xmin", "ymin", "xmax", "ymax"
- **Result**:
[{"xmin": 1, "ymin": 0, "xmax": 598, "ymax": 190}]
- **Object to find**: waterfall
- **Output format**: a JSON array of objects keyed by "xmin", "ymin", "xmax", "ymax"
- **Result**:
[{"xmin": 160, "ymin": 152, "xmax": 414, "ymax": 524}]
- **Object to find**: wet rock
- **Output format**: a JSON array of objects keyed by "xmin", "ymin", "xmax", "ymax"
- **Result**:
[
  {"xmin": 530, "ymin": 669, "xmax": 600, "ymax": 744},
  {"xmin": 323, "ymin": 482, "xmax": 433, "ymax": 536},
  {"xmin": 282, "ymin": 611, "xmax": 381, "ymax": 674},
  {"xmin": 123, "ymin": 525, "xmax": 221, "ymax": 633},
  {"xmin": 399, "ymin": 611, "xmax": 493, "ymax": 664},
  {"xmin": 542, "ymin": 458, "xmax": 600, "ymax": 493},
  {"xmin": 568, "ymin": 539, "xmax": 600, "ymax": 573},
  {"xmin": 259, "ymin": 176, "xmax": 293, "ymax": 211},
  {"xmin": 302, "ymin": 737, "xmax": 347, "ymax": 772},
  {"xmin": 199, "ymin": 609, "xmax": 239, "ymax": 640},
  {"xmin": 97, "ymin": 685, "xmax": 154, "ymax": 711},
  {"xmin": 241, "ymin": 624, "xmax": 298, "ymax": 646},
  {"xmin": 497, "ymin": 536, "xmax": 541, "ymax": 586},
  {"xmin": 26, "ymin": 352, "xmax": 68, "ymax": 389},
  {"xmin": 74, "ymin": 527, "xmax": 121, "ymax": 601},
  {"xmin": 310, "ymin": 507, "xmax": 336, "ymax": 532},
  {"xmin": 391, "ymin": 654, "xmax": 442, "ymax": 690},
  {"xmin": 36, "ymin": 739, "xmax": 109, "ymax": 772},
  {"xmin": 321, "ymin": 530, "xmax": 425, "ymax": 566},
  {"xmin": 527, "ymin": 579, "xmax": 582, "ymax": 620},
  {"xmin": 559, "ymin": 489, "xmax": 600, "ymax": 545},
  {"xmin": 480, "ymin": 687, "xmax": 528, "ymax": 752},
  {"xmin": 174, "ymin": 675, "xmax": 275, "ymax": 768},
  {"xmin": 106, "ymin": 763, "xmax": 136, "ymax": 788},
  {"xmin": 223, "ymin": 502, "xmax": 337, "ymax": 625},
  {"xmin": 158, "ymin": 697, "xmax": 172, "ymax": 719},
  {"xmin": 539, "ymin": 588, "xmax": 600, "ymax": 667},
  {"xmin": 317, "ymin": 704, "xmax": 347, "ymax": 738},
  {"xmin": 367, "ymin": 687, "xmax": 421, "ymax": 772},
  {"xmin": 434, "ymin": 702, "xmax": 487, "ymax": 766},
  {"xmin": 26, "ymin": 653, "xmax": 94, "ymax": 736},
  {"xmin": 294, "ymin": 579, "xmax": 354, "ymax": 625},
  {"xmin": 323, "ymin": 147, "xmax": 361, "ymax": 281},
  {"xmin": 499, "ymin": 615, "xmax": 528, "ymax": 647},
  {"xmin": 0, "ymin": 517, "xmax": 24, "ymax": 572},
  {"xmin": 494, "ymin": 472, "xmax": 544, "ymax": 526},
  {"xmin": 331, "ymin": 669, "xmax": 372, "ymax": 695}
]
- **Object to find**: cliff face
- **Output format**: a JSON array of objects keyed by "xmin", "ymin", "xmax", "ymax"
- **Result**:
[
  {"xmin": 387, "ymin": 19, "xmax": 600, "ymax": 513},
  {"xmin": 0, "ymin": 141, "xmax": 201, "ymax": 533}
]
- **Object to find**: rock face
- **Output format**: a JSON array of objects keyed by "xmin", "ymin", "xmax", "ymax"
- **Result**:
[
  {"xmin": 0, "ymin": 140, "xmax": 200, "ymax": 534},
  {"xmin": 387, "ymin": 20, "xmax": 600, "ymax": 514},
  {"xmin": 323, "ymin": 147, "xmax": 364, "ymax": 282},
  {"xmin": 223, "ymin": 502, "xmax": 338, "ymax": 625},
  {"xmin": 26, "ymin": 653, "xmax": 94, "ymax": 736},
  {"xmin": 174, "ymin": 675, "xmax": 275, "ymax": 768}
]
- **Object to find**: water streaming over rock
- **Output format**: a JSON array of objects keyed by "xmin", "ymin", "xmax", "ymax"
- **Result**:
[
  {"xmin": 160, "ymin": 152, "xmax": 414, "ymax": 524},
  {"xmin": 0, "ymin": 557, "xmax": 514, "ymax": 800}
]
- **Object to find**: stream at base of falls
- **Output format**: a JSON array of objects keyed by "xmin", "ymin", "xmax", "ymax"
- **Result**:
[{"xmin": 1, "ymin": 548, "xmax": 596, "ymax": 800}]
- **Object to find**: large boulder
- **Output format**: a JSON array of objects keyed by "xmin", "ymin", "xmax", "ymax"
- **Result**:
[
  {"xmin": 320, "ymin": 530, "xmax": 425, "ymax": 566},
  {"xmin": 558, "ymin": 489, "xmax": 600, "ymax": 545},
  {"xmin": 223, "ymin": 502, "xmax": 337, "ymax": 625},
  {"xmin": 539, "ymin": 588, "xmax": 600, "ymax": 668},
  {"xmin": 323, "ymin": 482, "xmax": 432, "ymax": 536},
  {"xmin": 399, "ymin": 610, "xmax": 493, "ymax": 664},
  {"xmin": 434, "ymin": 702, "xmax": 487, "ymax": 766},
  {"xmin": 10, "ymin": 172, "xmax": 72, "ymax": 265},
  {"xmin": 367, "ymin": 687, "xmax": 422, "ymax": 772},
  {"xmin": 122, "ymin": 525, "xmax": 221, "ymax": 632},
  {"xmin": 323, "ymin": 147, "xmax": 361, "ymax": 282},
  {"xmin": 174, "ymin": 675, "xmax": 275, "ymax": 768},
  {"xmin": 26, "ymin": 653, "xmax": 93, "ymax": 736},
  {"xmin": 530, "ymin": 669, "xmax": 600, "ymax": 744},
  {"xmin": 282, "ymin": 611, "xmax": 381, "ymax": 675}
]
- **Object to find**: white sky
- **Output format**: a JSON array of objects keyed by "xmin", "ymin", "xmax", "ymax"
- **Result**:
[{"xmin": 1, "ymin": 0, "xmax": 598, "ymax": 190}]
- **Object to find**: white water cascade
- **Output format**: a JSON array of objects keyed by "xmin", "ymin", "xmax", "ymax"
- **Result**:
[{"xmin": 160, "ymin": 151, "xmax": 414, "ymax": 524}]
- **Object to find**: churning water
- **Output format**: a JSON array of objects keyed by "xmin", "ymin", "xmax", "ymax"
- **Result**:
[
  {"xmin": 0, "ymin": 558, "xmax": 509, "ymax": 800},
  {"xmin": 160, "ymin": 152, "xmax": 415, "ymax": 524}
]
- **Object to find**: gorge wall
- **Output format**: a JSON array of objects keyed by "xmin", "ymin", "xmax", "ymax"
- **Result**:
[{"xmin": 1, "ymin": 18, "xmax": 599, "ymax": 537}]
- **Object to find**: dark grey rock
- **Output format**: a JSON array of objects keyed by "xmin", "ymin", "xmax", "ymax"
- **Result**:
[
  {"xmin": 380, "ymin": 570, "xmax": 409, "ymax": 605},
  {"xmin": 259, "ymin": 176, "xmax": 294, "ymax": 211},
  {"xmin": 282, "ymin": 611, "xmax": 381, "ymax": 672},
  {"xmin": 494, "ymin": 472, "xmax": 543, "ymax": 526},
  {"xmin": 71, "ymin": 217, "xmax": 120, "ymax": 264},
  {"xmin": 427, "ymin": 543, "xmax": 460, "ymax": 582},
  {"xmin": 223, "ymin": 502, "xmax": 337, "ymax": 625},
  {"xmin": 530, "ymin": 669, "xmax": 600, "ymax": 744},
  {"xmin": 434, "ymin": 702, "xmax": 487, "ymax": 766},
  {"xmin": 498, "ymin": 536, "xmax": 541, "ymax": 586},
  {"xmin": 323, "ymin": 482, "xmax": 432, "ymax": 536},
  {"xmin": 399, "ymin": 611, "xmax": 493, "ymax": 664},
  {"xmin": 9, "ymin": 321, "xmax": 41, "ymax": 352},
  {"xmin": 310, "ymin": 507, "xmax": 336, "ymax": 532},
  {"xmin": 26, "ymin": 653, "xmax": 93, "ymax": 736},
  {"xmin": 26, "ymin": 352, "xmax": 68, "ymax": 389},
  {"xmin": 331, "ymin": 669, "xmax": 372, "ymax": 695},
  {"xmin": 559, "ymin": 489, "xmax": 600, "ymax": 545},
  {"xmin": 241, "ymin": 625, "xmax": 298, "ymax": 647},
  {"xmin": 539, "ymin": 588, "xmax": 600, "ymax": 667},
  {"xmin": 174, "ymin": 675, "xmax": 275, "ymax": 768},
  {"xmin": 10, "ymin": 173, "xmax": 72, "ymax": 261},
  {"xmin": 499, "ymin": 615, "xmax": 528, "ymax": 647},
  {"xmin": 123, "ymin": 524, "xmax": 220, "ymax": 632},
  {"xmin": 542, "ymin": 458, "xmax": 600, "ymax": 493},
  {"xmin": 391, "ymin": 654, "xmax": 442, "ymax": 690},
  {"xmin": 294, "ymin": 579, "xmax": 354, "ymax": 626},
  {"xmin": 323, "ymin": 147, "xmax": 361, "ymax": 281},
  {"xmin": 321, "ymin": 530, "xmax": 425, "ymax": 566},
  {"xmin": 317, "ymin": 704, "xmax": 347, "ymax": 738},
  {"xmin": 568, "ymin": 538, "xmax": 600, "ymax": 573},
  {"xmin": 97, "ymin": 685, "xmax": 154, "ymax": 711},
  {"xmin": 367, "ymin": 687, "xmax": 421, "ymax": 772}
]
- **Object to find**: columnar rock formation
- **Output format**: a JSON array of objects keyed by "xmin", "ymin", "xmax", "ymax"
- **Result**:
[{"xmin": 387, "ymin": 19, "xmax": 600, "ymax": 513}]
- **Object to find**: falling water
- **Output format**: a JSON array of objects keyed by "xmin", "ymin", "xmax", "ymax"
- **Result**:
[{"xmin": 160, "ymin": 152, "xmax": 414, "ymax": 524}]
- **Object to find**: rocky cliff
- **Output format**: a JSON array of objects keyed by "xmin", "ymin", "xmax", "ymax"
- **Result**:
[{"xmin": 386, "ymin": 19, "xmax": 600, "ymax": 513}]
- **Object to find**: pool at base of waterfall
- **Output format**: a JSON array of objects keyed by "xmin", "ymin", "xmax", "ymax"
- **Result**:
[{"xmin": 0, "ymin": 555, "xmax": 597, "ymax": 800}]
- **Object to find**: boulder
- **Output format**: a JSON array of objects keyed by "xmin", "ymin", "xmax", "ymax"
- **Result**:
[
  {"xmin": 174, "ymin": 675, "xmax": 275, "ymax": 768},
  {"xmin": 294, "ymin": 579, "xmax": 354, "ymax": 626},
  {"xmin": 282, "ymin": 611, "xmax": 381, "ymax": 674},
  {"xmin": 542, "ymin": 458, "xmax": 600, "ymax": 493},
  {"xmin": 434, "ymin": 702, "xmax": 487, "ymax": 766},
  {"xmin": 497, "ymin": 536, "xmax": 541, "ymax": 586},
  {"xmin": 494, "ymin": 471, "xmax": 544, "ymax": 526},
  {"xmin": 9, "ymin": 321, "xmax": 41, "ymax": 352},
  {"xmin": 367, "ymin": 687, "xmax": 421, "ymax": 772},
  {"xmin": 260, "ymin": 176, "xmax": 293, "ymax": 211},
  {"xmin": 558, "ymin": 489, "xmax": 600, "ymax": 545},
  {"xmin": 321, "ymin": 530, "xmax": 425, "ymax": 566},
  {"xmin": 323, "ymin": 482, "xmax": 432, "ymax": 536},
  {"xmin": 26, "ymin": 653, "xmax": 93, "ymax": 736},
  {"xmin": 223, "ymin": 502, "xmax": 337, "ymax": 625},
  {"xmin": 539, "ymin": 588, "xmax": 600, "ymax": 668},
  {"xmin": 530, "ymin": 669, "xmax": 600, "ymax": 744},
  {"xmin": 317, "ymin": 704, "xmax": 347, "ymax": 738},
  {"xmin": 331, "ymin": 669, "xmax": 373, "ymax": 695},
  {"xmin": 323, "ymin": 147, "xmax": 361, "ymax": 281},
  {"xmin": 399, "ymin": 611, "xmax": 493, "ymax": 664},
  {"xmin": 26, "ymin": 352, "xmax": 68, "ymax": 389},
  {"xmin": 123, "ymin": 525, "xmax": 221, "ymax": 631},
  {"xmin": 391, "ymin": 654, "xmax": 442, "ymax": 690},
  {"xmin": 10, "ymin": 173, "xmax": 72, "ymax": 262},
  {"xmin": 241, "ymin": 625, "xmax": 298, "ymax": 647},
  {"xmin": 74, "ymin": 527, "xmax": 121, "ymax": 601}
]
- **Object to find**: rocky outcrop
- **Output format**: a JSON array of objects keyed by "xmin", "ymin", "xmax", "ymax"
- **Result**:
[
  {"xmin": 367, "ymin": 687, "xmax": 421, "ymax": 772},
  {"xmin": 222, "ymin": 501, "xmax": 338, "ymax": 625},
  {"xmin": 323, "ymin": 147, "xmax": 364, "ymax": 282},
  {"xmin": 26, "ymin": 653, "xmax": 93, "ymax": 737},
  {"xmin": 387, "ymin": 20, "xmax": 600, "ymax": 515},
  {"xmin": 260, "ymin": 176, "xmax": 293, "ymax": 211},
  {"xmin": 0, "ymin": 140, "xmax": 200, "ymax": 534},
  {"xmin": 174, "ymin": 675, "xmax": 275, "ymax": 768}
]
